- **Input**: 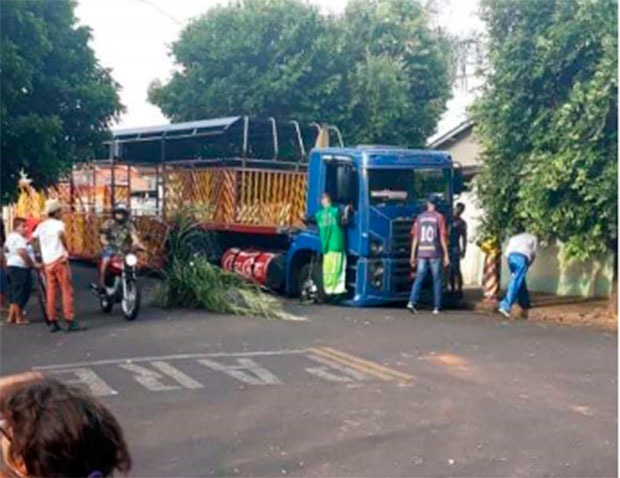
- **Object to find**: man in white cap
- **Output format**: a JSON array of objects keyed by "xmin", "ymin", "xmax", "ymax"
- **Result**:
[{"xmin": 32, "ymin": 199, "xmax": 84, "ymax": 332}]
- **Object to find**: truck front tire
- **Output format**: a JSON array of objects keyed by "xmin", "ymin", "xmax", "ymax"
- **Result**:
[{"xmin": 298, "ymin": 261, "xmax": 326, "ymax": 304}]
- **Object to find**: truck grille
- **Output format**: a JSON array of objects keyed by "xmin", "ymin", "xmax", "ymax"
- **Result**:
[
  {"xmin": 391, "ymin": 219, "xmax": 413, "ymax": 258},
  {"xmin": 391, "ymin": 260, "xmax": 412, "ymax": 294}
]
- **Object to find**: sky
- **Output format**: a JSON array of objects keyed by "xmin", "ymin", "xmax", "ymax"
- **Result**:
[{"xmin": 74, "ymin": 0, "xmax": 483, "ymax": 138}]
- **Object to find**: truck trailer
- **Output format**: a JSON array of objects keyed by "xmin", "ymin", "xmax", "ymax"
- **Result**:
[{"xmin": 103, "ymin": 116, "xmax": 464, "ymax": 307}]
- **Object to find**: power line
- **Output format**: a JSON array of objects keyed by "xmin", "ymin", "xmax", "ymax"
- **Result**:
[{"xmin": 132, "ymin": 0, "xmax": 184, "ymax": 26}]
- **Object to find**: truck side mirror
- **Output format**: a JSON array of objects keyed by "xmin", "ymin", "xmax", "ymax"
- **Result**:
[{"xmin": 453, "ymin": 168, "xmax": 464, "ymax": 195}]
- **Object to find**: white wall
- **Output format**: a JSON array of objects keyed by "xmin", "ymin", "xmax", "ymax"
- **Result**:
[
  {"xmin": 454, "ymin": 190, "xmax": 486, "ymax": 286},
  {"xmin": 456, "ymin": 191, "xmax": 614, "ymax": 298},
  {"xmin": 437, "ymin": 127, "xmax": 614, "ymax": 298},
  {"xmin": 438, "ymin": 128, "xmax": 486, "ymax": 286},
  {"xmin": 500, "ymin": 242, "xmax": 614, "ymax": 298}
]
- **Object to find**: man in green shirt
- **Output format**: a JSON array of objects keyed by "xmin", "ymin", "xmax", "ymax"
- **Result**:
[{"xmin": 315, "ymin": 193, "xmax": 348, "ymax": 295}]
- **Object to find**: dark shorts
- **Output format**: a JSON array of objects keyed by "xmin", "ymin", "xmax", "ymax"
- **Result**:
[{"xmin": 7, "ymin": 267, "xmax": 32, "ymax": 308}]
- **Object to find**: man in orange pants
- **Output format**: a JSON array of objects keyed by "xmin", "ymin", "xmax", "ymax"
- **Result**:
[{"xmin": 32, "ymin": 199, "xmax": 85, "ymax": 333}]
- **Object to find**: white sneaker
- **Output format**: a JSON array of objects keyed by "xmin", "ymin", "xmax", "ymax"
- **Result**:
[
  {"xmin": 432, "ymin": 308, "xmax": 439, "ymax": 315},
  {"xmin": 406, "ymin": 302, "xmax": 418, "ymax": 315},
  {"xmin": 498, "ymin": 308, "xmax": 511, "ymax": 319}
]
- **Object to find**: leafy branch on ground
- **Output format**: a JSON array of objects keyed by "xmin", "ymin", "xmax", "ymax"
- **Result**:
[{"xmin": 152, "ymin": 210, "xmax": 290, "ymax": 319}]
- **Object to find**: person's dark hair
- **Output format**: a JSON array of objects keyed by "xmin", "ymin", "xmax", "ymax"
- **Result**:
[
  {"xmin": 12, "ymin": 217, "xmax": 26, "ymax": 230},
  {"xmin": 0, "ymin": 378, "xmax": 131, "ymax": 477},
  {"xmin": 455, "ymin": 202, "xmax": 465, "ymax": 213},
  {"xmin": 321, "ymin": 192, "xmax": 332, "ymax": 201}
]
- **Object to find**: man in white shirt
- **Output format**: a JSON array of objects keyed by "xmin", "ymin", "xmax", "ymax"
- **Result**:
[
  {"xmin": 32, "ymin": 199, "xmax": 84, "ymax": 332},
  {"xmin": 499, "ymin": 227, "xmax": 538, "ymax": 318},
  {"xmin": 4, "ymin": 217, "xmax": 34, "ymax": 325}
]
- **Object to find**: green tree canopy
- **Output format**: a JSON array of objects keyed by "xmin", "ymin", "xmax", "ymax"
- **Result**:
[
  {"xmin": 473, "ymin": 0, "xmax": 617, "ymax": 261},
  {"xmin": 0, "ymin": 0, "xmax": 122, "ymax": 203},
  {"xmin": 149, "ymin": 0, "xmax": 451, "ymax": 147},
  {"xmin": 342, "ymin": 0, "xmax": 451, "ymax": 146}
]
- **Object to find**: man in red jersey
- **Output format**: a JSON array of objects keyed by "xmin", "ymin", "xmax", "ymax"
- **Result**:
[{"xmin": 407, "ymin": 195, "xmax": 450, "ymax": 315}]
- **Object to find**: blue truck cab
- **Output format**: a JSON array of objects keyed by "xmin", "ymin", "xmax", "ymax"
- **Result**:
[{"xmin": 286, "ymin": 146, "xmax": 462, "ymax": 306}]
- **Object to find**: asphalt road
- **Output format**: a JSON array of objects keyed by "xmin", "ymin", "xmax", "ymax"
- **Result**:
[{"xmin": 1, "ymin": 266, "xmax": 617, "ymax": 477}]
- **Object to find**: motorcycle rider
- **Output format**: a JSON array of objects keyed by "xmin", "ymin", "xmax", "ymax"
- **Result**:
[{"xmin": 95, "ymin": 204, "xmax": 144, "ymax": 293}]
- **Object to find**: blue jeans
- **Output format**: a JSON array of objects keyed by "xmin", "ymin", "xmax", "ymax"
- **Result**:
[
  {"xmin": 500, "ymin": 253, "xmax": 531, "ymax": 311},
  {"xmin": 101, "ymin": 246, "xmax": 116, "ymax": 259},
  {"xmin": 409, "ymin": 258, "xmax": 442, "ymax": 309}
]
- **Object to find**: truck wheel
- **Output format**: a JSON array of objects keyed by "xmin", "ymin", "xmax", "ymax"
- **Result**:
[{"xmin": 298, "ymin": 262, "xmax": 325, "ymax": 304}]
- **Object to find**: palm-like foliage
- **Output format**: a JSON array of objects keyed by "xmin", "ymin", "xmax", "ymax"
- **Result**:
[{"xmin": 152, "ymin": 210, "xmax": 287, "ymax": 319}]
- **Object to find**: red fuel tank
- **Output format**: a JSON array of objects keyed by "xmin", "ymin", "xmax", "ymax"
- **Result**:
[{"xmin": 221, "ymin": 248, "xmax": 284, "ymax": 291}]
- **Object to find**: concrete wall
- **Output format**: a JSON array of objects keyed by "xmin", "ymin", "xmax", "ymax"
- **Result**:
[
  {"xmin": 437, "ymin": 128, "xmax": 487, "ymax": 286},
  {"xmin": 454, "ymin": 191, "xmax": 614, "ymax": 298},
  {"xmin": 500, "ymin": 243, "xmax": 614, "ymax": 298},
  {"xmin": 454, "ymin": 190, "xmax": 486, "ymax": 286},
  {"xmin": 435, "ymin": 127, "xmax": 614, "ymax": 299}
]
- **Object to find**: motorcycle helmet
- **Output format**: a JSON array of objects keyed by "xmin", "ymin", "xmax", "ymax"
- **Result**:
[{"xmin": 112, "ymin": 203, "xmax": 129, "ymax": 222}]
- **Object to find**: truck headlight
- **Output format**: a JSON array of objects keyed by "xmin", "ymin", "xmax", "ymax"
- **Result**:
[
  {"xmin": 125, "ymin": 253, "xmax": 138, "ymax": 267},
  {"xmin": 370, "ymin": 239, "xmax": 384, "ymax": 256},
  {"xmin": 369, "ymin": 263, "xmax": 384, "ymax": 289}
]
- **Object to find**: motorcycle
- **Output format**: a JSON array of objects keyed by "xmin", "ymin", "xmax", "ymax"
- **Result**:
[{"xmin": 91, "ymin": 250, "xmax": 141, "ymax": 321}]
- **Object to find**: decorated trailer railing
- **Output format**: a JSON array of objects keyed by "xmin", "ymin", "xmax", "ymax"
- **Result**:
[{"xmin": 8, "ymin": 116, "xmax": 336, "ymax": 270}]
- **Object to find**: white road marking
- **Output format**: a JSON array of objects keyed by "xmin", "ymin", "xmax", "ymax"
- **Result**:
[
  {"xmin": 48, "ymin": 368, "xmax": 118, "ymax": 397},
  {"xmin": 305, "ymin": 367, "xmax": 353, "ymax": 382},
  {"xmin": 197, "ymin": 358, "xmax": 283, "ymax": 385},
  {"xmin": 304, "ymin": 354, "xmax": 370, "ymax": 382},
  {"xmin": 118, "ymin": 361, "xmax": 204, "ymax": 392},
  {"xmin": 33, "ymin": 348, "xmax": 406, "ymax": 395},
  {"xmin": 32, "ymin": 349, "xmax": 306, "ymax": 371},
  {"xmin": 150, "ymin": 361, "xmax": 204, "ymax": 390}
]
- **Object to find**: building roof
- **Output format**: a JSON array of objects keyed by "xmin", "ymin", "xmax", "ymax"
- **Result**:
[{"xmin": 427, "ymin": 119, "xmax": 475, "ymax": 149}]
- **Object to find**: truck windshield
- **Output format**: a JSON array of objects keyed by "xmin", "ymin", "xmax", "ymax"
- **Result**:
[{"xmin": 368, "ymin": 168, "xmax": 448, "ymax": 206}]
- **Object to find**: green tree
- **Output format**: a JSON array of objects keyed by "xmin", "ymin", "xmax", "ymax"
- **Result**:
[
  {"xmin": 473, "ymin": 0, "xmax": 617, "ymax": 265},
  {"xmin": 342, "ymin": 0, "xmax": 452, "ymax": 146},
  {"xmin": 0, "ymin": 0, "xmax": 122, "ymax": 202},
  {"xmin": 149, "ymin": 0, "xmax": 344, "ymax": 124},
  {"xmin": 149, "ymin": 0, "xmax": 452, "ymax": 147},
  {"xmin": 346, "ymin": 52, "xmax": 413, "ymax": 145}
]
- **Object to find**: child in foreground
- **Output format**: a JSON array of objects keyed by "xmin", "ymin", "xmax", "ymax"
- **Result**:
[
  {"xmin": 0, "ymin": 372, "xmax": 131, "ymax": 477},
  {"xmin": 4, "ymin": 218, "xmax": 34, "ymax": 325}
]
